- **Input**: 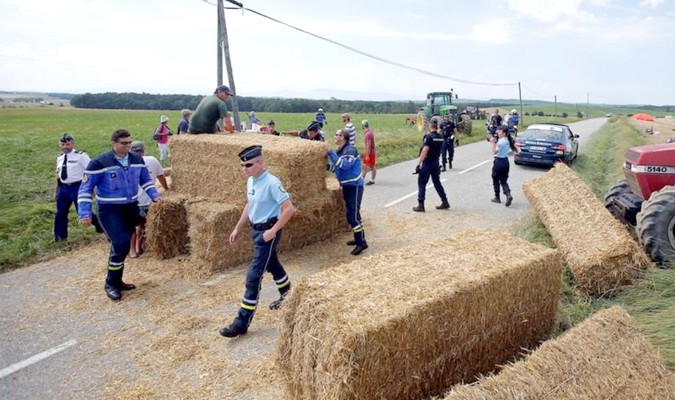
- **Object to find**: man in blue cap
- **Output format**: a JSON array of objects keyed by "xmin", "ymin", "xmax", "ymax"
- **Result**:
[
  {"xmin": 220, "ymin": 145, "xmax": 296, "ymax": 338},
  {"xmin": 188, "ymin": 85, "xmax": 235, "ymax": 134}
]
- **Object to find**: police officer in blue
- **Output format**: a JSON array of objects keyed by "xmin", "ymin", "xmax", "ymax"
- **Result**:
[
  {"xmin": 220, "ymin": 145, "xmax": 295, "ymax": 338},
  {"xmin": 78, "ymin": 129, "xmax": 162, "ymax": 301},
  {"xmin": 328, "ymin": 128, "xmax": 368, "ymax": 256},
  {"xmin": 54, "ymin": 133, "xmax": 101, "ymax": 241},
  {"xmin": 413, "ymin": 119, "xmax": 450, "ymax": 212}
]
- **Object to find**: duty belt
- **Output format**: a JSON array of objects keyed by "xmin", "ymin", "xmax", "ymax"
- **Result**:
[
  {"xmin": 60, "ymin": 180, "xmax": 82, "ymax": 186},
  {"xmin": 250, "ymin": 217, "xmax": 278, "ymax": 231}
]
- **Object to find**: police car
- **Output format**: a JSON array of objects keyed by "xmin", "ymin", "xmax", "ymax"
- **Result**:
[{"xmin": 514, "ymin": 123, "xmax": 579, "ymax": 167}]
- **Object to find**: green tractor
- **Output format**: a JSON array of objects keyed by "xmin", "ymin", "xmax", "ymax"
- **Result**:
[{"xmin": 418, "ymin": 90, "xmax": 472, "ymax": 135}]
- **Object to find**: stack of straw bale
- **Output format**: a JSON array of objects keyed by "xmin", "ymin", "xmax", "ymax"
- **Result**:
[
  {"xmin": 523, "ymin": 163, "xmax": 651, "ymax": 295},
  {"xmin": 276, "ymin": 229, "xmax": 563, "ymax": 400},
  {"xmin": 145, "ymin": 192, "xmax": 190, "ymax": 259},
  {"xmin": 170, "ymin": 134, "xmax": 329, "ymax": 206},
  {"xmin": 442, "ymin": 306, "xmax": 675, "ymax": 399},
  {"xmin": 186, "ymin": 183, "xmax": 348, "ymax": 273}
]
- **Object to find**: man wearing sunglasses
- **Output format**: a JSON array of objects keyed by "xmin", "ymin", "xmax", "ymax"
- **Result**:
[
  {"xmin": 220, "ymin": 145, "xmax": 295, "ymax": 338},
  {"xmin": 78, "ymin": 129, "xmax": 162, "ymax": 301}
]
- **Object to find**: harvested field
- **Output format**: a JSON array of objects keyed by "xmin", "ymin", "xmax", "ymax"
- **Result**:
[
  {"xmin": 523, "ymin": 163, "xmax": 651, "ymax": 295},
  {"xmin": 442, "ymin": 306, "xmax": 675, "ymax": 399},
  {"xmin": 276, "ymin": 229, "xmax": 562, "ymax": 400},
  {"xmin": 170, "ymin": 133, "xmax": 329, "ymax": 206}
]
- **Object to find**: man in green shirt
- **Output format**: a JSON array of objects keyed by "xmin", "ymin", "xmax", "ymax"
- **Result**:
[{"xmin": 188, "ymin": 85, "xmax": 235, "ymax": 134}]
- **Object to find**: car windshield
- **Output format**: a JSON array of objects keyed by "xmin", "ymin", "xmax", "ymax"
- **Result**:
[{"xmin": 521, "ymin": 129, "xmax": 566, "ymax": 141}]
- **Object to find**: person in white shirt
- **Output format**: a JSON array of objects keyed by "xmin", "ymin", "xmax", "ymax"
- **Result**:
[{"xmin": 129, "ymin": 141, "xmax": 170, "ymax": 257}]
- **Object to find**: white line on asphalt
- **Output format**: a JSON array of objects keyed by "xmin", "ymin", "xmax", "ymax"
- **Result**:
[
  {"xmin": 384, "ymin": 178, "xmax": 448, "ymax": 208},
  {"xmin": 458, "ymin": 159, "xmax": 492, "ymax": 175},
  {"xmin": 0, "ymin": 339, "xmax": 77, "ymax": 379}
]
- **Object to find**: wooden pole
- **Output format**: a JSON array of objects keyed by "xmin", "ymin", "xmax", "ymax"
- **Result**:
[{"xmin": 218, "ymin": 0, "xmax": 241, "ymax": 131}]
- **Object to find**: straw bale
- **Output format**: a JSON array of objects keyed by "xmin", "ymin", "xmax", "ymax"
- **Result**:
[
  {"xmin": 145, "ymin": 192, "xmax": 190, "ymax": 259},
  {"xmin": 186, "ymin": 184, "xmax": 348, "ymax": 273},
  {"xmin": 170, "ymin": 134, "xmax": 329, "ymax": 206},
  {"xmin": 442, "ymin": 306, "xmax": 675, "ymax": 399},
  {"xmin": 187, "ymin": 201, "xmax": 250, "ymax": 273},
  {"xmin": 523, "ymin": 163, "xmax": 651, "ymax": 296},
  {"xmin": 276, "ymin": 229, "xmax": 563, "ymax": 400}
]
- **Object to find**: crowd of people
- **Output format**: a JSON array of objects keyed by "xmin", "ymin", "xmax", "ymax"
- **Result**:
[{"xmin": 52, "ymin": 90, "xmax": 520, "ymax": 337}]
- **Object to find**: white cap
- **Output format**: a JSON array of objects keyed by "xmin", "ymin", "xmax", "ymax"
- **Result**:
[{"xmin": 160, "ymin": 115, "xmax": 169, "ymax": 123}]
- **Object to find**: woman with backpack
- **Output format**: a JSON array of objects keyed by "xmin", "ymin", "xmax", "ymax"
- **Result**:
[{"xmin": 154, "ymin": 115, "xmax": 172, "ymax": 164}]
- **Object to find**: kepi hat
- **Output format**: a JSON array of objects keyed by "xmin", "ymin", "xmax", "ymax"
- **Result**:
[{"xmin": 238, "ymin": 145, "xmax": 262, "ymax": 161}]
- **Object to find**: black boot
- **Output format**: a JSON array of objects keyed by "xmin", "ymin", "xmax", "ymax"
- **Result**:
[
  {"xmin": 436, "ymin": 199, "xmax": 450, "ymax": 210},
  {"xmin": 505, "ymin": 194, "xmax": 513, "ymax": 207},
  {"xmin": 412, "ymin": 201, "xmax": 425, "ymax": 212},
  {"xmin": 441, "ymin": 165, "xmax": 446, "ymax": 172},
  {"xmin": 491, "ymin": 196, "xmax": 501, "ymax": 204},
  {"xmin": 448, "ymin": 161, "xmax": 452, "ymax": 169},
  {"xmin": 219, "ymin": 323, "xmax": 247, "ymax": 338},
  {"xmin": 269, "ymin": 285, "xmax": 291, "ymax": 310}
]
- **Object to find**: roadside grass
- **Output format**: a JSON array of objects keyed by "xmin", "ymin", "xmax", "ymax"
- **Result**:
[{"xmin": 513, "ymin": 116, "xmax": 674, "ymax": 370}]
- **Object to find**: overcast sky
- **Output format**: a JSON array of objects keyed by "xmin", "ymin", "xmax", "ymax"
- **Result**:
[{"xmin": 1, "ymin": 0, "xmax": 673, "ymax": 105}]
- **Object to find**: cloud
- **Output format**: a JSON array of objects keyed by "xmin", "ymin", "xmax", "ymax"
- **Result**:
[{"xmin": 641, "ymin": 0, "xmax": 664, "ymax": 8}]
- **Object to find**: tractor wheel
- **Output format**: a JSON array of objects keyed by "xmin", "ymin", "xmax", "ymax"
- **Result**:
[
  {"xmin": 603, "ymin": 180, "xmax": 631, "ymax": 216},
  {"xmin": 636, "ymin": 185, "xmax": 675, "ymax": 267}
]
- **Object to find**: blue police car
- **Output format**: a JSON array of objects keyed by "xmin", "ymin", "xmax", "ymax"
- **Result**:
[{"xmin": 514, "ymin": 123, "xmax": 579, "ymax": 167}]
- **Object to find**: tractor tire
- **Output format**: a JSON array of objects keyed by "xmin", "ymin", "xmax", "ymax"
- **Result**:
[
  {"xmin": 603, "ymin": 180, "xmax": 631, "ymax": 216},
  {"xmin": 457, "ymin": 115, "xmax": 473, "ymax": 135},
  {"xmin": 636, "ymin": 185, "xmax": 675, "ymax": 267}
]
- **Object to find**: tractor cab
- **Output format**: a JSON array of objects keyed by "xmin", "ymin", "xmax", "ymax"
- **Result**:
[{"xmin": 425, "ymin": 91, "xmax": 458, "ymax": 123}]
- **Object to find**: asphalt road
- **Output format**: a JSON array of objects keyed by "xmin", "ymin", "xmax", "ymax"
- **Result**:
[{"xmin": 0, "ymin": 118, "xmax": 607, "ymax": 399}]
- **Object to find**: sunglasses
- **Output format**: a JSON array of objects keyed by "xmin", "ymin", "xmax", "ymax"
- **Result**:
[
  {"xmin": 117, "ymin": 140, "xmax": 132, "ymax": 145},
  {"xmin": 240, "ymin": 162, "xmax": 257, "ymax": 168}
]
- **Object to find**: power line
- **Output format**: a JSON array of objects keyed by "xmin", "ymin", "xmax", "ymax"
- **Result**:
[{"xmin": 204, "ymin": 0, "xmax": 518, "ymax": 87}]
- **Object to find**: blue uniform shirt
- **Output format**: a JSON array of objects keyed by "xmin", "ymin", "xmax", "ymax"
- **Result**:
[
  {"xmin": 246, "ymin": 170, "xmax": 289, "ymax": 224},
  {"xmin": 496, "ymin": 137, "xmax": 510, "ymax": 158}
]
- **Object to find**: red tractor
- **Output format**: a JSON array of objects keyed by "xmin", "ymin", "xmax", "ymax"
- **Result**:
[{"xmin": 604, "ymin": 142, "xmax": 675, "ymax": 266}]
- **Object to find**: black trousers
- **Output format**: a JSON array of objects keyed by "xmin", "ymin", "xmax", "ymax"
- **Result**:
[
  {"xmin": 492, "ymin": 157, "xmax": 511, "ymax": 197},
  {"xmin": 417, "ymin": 163, "xmax": 447, "ymax": 203}
]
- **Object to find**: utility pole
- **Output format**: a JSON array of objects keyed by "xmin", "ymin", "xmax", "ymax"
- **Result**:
[
  {"xmin": 217, "ymin": 0, "xmax": 241, "ymax": 131},
  {"xmin": 217, "ymin": 1, "xmax": 222, "ymax": 86},
  {"xmin": 518, "ymin": 82, "xmax": 523, "ymax": 126}
]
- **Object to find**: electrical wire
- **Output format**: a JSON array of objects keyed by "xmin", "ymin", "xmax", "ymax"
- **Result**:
[{"xmin": 203, "ymin": 0, "xmax": 518, "ymax": 87}]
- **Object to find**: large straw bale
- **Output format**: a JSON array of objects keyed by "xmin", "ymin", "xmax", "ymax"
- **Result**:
[
  {"xmin": 522, "ymin": 163, "xmax": 651, "ymax": 295},
  {"xmin": 276, "ymin": 229, "xmax": 563, "ymax": 400},
  {"xmin": 442, "ymin": 306, "xmax": 675, "ymax": 400},
  {"xmin": 187, "ymin": 184, "xmax": 348, "ymax": 272},
  {"xmin": 145, "ymin": 193, "xmax": 190, "ymax": 259},
  {"xmin": 170, "ymin": 134, "xmax": 328, "ymax": 206},
  {"xmin": 187, "ymin": 201, "xmax": 250, "ymax": 273}
]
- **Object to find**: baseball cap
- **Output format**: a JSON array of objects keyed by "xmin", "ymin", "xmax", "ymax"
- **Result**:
[
  {"xmin": 60, "ymin": 133, "xmax": 74, "ymax": 142},
  {"xmin": 215, "ymin": 85, "xmax": 235, "ymax": 96},
  {"xmin": 130, "ymin": 140, "xmax": 145, "ymax": 152}
]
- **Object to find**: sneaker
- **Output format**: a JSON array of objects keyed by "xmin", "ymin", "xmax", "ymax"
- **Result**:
[
  {"xmin": 505, "ymin": 195, "xmax": 513, "ymax": 207},
  {"xmin": 366, "ymin": 181, "xmax": 375, "ymax": 185},
  {"xmin": 491, "ymin": 198, "xmax": 501, "ymax": 204},
  {"xmin": 219, "ymin": 324, "xmax": 247, "ymax": 338}
]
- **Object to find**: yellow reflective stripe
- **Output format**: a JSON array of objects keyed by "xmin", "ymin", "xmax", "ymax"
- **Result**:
[
  {"xmin": 353, "ymin": 227, "xmax": 363, "ymax": 233},
  {"xmin": 108, "ymin": 265, "xmax": 123, "ymax": 271},
  {"xmin": 241, "ymin": 303, "xmax": 256, "ymax": 311},
  {"xmin": 276, "ymin": 280, "xmax": 290, "ymax": 289}
]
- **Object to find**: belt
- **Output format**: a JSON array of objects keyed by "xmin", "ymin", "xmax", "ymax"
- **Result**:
[
  {"xmin": 60, "ymin": 181, "xmax": 82, "ymax": 186},
  {"xmin": 250, "ymin": 217, "xmax": 278, "ymax": 231}
]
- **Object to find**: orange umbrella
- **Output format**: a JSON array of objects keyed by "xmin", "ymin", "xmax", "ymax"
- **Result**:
[{"xmin": 632, "ymin": 113, "xmax": 654, "ymax": 121}]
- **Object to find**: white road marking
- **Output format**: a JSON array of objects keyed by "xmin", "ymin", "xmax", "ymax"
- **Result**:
[
  {"xmin": 384, "ymin": 178, "xmax": 448, "ymax": 208},
  {"xmin": 458, "ymin": 159, "xmax": 492, "ymax": 175},
  {"xmin": 0, "ymin": 339, "xmax": 77, "ymax": 379}
]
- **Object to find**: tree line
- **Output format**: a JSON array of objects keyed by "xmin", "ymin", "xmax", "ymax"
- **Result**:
[{"xmin": 70, "ymin": 92, "xmax": 423, "ymax": 114}]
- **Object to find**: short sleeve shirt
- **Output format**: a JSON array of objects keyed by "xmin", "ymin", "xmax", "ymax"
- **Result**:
[
  {"xmin": 246, "ymin": 170, "xmax": 290, "ymax": 224},
  {"xmin": 137, "ymin": 156, "xmax": 164, "ymax": 206},
  {"xmin": 57, "ymin": 149, "xmax": 91, "ymax": 184},
  {"xmin": 496, "ymin": 137, "xmax": 510, "ymax": 158},
  {"xmin": 188, "ymin": 95, "xmax": 229, "ymax": 133}
]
